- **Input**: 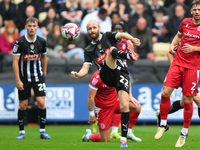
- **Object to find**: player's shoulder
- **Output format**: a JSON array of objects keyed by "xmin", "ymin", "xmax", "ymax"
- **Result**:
[
  {"xmin": 182, "ymin": 18, "xmax": 193, "ymax": 23},
  {"xmin": 90, "ymin": 70, "xmax": 101, "ymax": 85},
  {"xmin": 37, "ymin": 36, "xmax": 46, "ymax": 43},
  {"xmin": 85, "ymin": 43, "xmax": 96, "ymax": 52}
]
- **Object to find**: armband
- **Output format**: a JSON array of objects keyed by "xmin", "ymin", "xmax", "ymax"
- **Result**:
[{"xmin": 89, "ymin": 111, "xmax": 95, "ymax": 117}]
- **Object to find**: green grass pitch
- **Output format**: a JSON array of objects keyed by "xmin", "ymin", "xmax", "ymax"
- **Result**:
[{"xmin": 0, "ymin": 125, "xmax": 199, "ymax": 150}]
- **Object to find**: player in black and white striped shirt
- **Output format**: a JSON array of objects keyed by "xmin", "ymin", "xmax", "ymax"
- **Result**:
[{"xmin": 13, "ymin": 17, "xmax": 50, "ymax": 140}]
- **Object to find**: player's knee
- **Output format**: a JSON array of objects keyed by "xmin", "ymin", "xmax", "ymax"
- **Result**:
[
  {"xmin": 120, "ymin": 102, "xmax": 129, "ymax": 112},
  {"xmin": 37, "ymin": 100, "xmax": 45, "ymax": 109},
  {"xmin": 161, "ymin": 90, "xmax": 171, "ymax": 97},
  {"xmin": 19, "ymin": 102, "xmax": 28, "ymax": 110}
]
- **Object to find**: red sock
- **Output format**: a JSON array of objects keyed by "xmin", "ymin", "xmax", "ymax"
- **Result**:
[
  {"xmin": 160, "ymin": 96, "xmax": 171, "ymax": 120},
  {"xmin": 112, "ymin": 114, "xmax": 121, "ymax": 127},
  {"xmin": 128, "ymin": 111, "xmax": 140, "ymax": 129},
  {"xmin": 183, "ymin": 102, "xmax": 193, "ymax": 128},
  {"xmin": 89, "ymin": 133, "xmax": 100, "ymax": 142}
]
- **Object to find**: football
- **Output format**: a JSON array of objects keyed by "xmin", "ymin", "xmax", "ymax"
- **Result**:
[{"xmin": 61, "ymin": 23, "xmax": 80, "ymax": 41}]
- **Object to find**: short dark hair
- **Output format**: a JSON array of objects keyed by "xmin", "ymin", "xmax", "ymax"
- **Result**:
[
  {"xmin": 111, "ymin": 22, "xmax": 125, "ymax": 32},
  {"xmin": 98, "ymin": 7, "xmax": 108, "ymax": 15},
  {"xmin": 26, "ymin": 17, "xmax": 38, "ymax": 25},
  {"xmin": 191, "ymin": 0, "xmax": 200, "ymax": 8}
]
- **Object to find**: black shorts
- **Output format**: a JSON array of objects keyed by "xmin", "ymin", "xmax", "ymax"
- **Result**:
[
  {"xmin": 100, "ymin": 62, "xmax": 130, "ymax": 94},
  {"xmin": 18, "ymin": 77, "xmax": 46, "ymax": 100}
]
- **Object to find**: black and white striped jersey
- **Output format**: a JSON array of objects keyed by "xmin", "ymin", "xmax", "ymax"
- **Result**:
[
  {"xmin": 84, "ymin": 32, "xmax": 125, "ymax": 70},
  {"xmin": 13, "ymin": 34, "xmax": 47, "ymax": 82}
]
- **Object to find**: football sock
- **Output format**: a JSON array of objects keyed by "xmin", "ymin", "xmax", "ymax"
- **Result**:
[
  {"xmin": 198, "ymin": 107, "xmax": 200, "ymax": 118},
  {"xmin": 168, "ymin": 100, "xmax": 183, "ymax": 114},
  {"xmin": 89, "ymin": 133, "xmax": 100, "ymax": 142},
  {"xmin": 128, "ymin": 128, "xmax": 132, "ymax": 133},
  {"xmin": 121, "ymin": 112, "xmax": 129, "ymax": 138},
  {"xmin": 111, "ymin": 48, "xmax": 128, "ymax": 59},
  {"xmin": 160, "ymin": 96, "xmax": 171, "ymax": 120},
  {"xmin": 183, "ymin": 102, "xmax": 193, "ymax": 128},
  {"xmin": 181, "ymin": 128, "xmax": 188, "ymax": 136},
  {"xmin": 111, "ymin": 126, "xmax": 119, "ymax": 133},
  {"xmin": 160, "ymin": 120, "xmax": 167, "ymax": 126},
  {"xmin": 128, "ymin": 111, "xmax": 140, "ymax": 129},
  {"xmin": 18, "ymin": 109, "xmax": 26, "ymax": 131},
  {"xmin": 39, "ymin": 108, "xmax": 46, "ymax": 129}
]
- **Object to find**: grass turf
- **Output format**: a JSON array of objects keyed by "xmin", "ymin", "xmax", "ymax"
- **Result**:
[{"xmin": 0, "ymin": 125, "xmax": 199, "ymax": 150}]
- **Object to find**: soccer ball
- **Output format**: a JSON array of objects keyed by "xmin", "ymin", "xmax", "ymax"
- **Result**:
[{"xmin": 61, "ymin": 23, "xmax": 80, "ymax": 41}]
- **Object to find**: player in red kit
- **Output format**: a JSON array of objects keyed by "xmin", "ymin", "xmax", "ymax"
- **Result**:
[
  {"xmin": 155, "ymin": 0, "xmax": 200, "ymax": 147},
  {"xmin": 82, "ymin": 70, "xmax": 141, "ymax": 143}
]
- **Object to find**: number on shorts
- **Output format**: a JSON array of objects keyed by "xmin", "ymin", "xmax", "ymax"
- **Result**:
[
  {"xmin": 119, "ymin": 75, "xmax": 128, "ymax": 88},
  {"xmin": 38, "ymin": 83, "xmax": 46, "ymax": 91},
  {"xmin": 191, "ymin": 82, "xmax": 196, "ymax": 91}
]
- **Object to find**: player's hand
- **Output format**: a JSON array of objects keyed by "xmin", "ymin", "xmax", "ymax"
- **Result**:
[
  {"xmin": 129, "ymin": 96, "xmax": 140, "ymax": 106},
  {"xmin": 71, "ymin": 71, "xmax": 79, "ymax": 79},
  {"xmin": 16, "ymin": 80, "xmax": 24, "ymax": 90},
  {"xmin": 169, "ymin": 44, "xmax": 177, "ymax": 55},
  {"xmin": 182, "ymin": 44, "xmax": 195, "ymax": 53},
  {"xmin": 131, "ymin": 38, "xmax": 141, "ymax": 46},
  {"xmin": 88, "ymin": 116, "xmax": 96, "ymax": 125}
]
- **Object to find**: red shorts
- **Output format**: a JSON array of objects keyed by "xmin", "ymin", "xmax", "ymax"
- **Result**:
[
  {"xmin": 95, "ymin": 100, "xmax": 121, "ymax": 132},
  {"xmin": 164, "ymin": 64, "xmax": 199, "ymax": 96}
]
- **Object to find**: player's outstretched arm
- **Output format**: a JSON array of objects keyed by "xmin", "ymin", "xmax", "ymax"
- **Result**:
[
  {"xmin": 88, "ymin": 87, "xmax": 97, "ymax": 125},
  {"xmin": 71, "ymin": 63, "xmax": 90, "ymax": 79},
  {"xmin": 116, "ymin": 32, "xmax": 141, "ymax": 46}
]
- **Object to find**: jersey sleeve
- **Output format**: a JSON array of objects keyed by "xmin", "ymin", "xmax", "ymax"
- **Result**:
[
  {"xmin": 106, "ymin": 32, "xmax": 118, "ymax": 44},
  {"xmin": 13, "ymin": 39, "xmax": 21, "ymax": 56},
  {"xmin": 41, "ymin": 39, "xmax": 47, "ymax": 55},
  {"xmin": 89, "ymin": 71, "xmax": 101, "ymax": 90},
  {"xmin": 178, "ymin": 19, "xmax": 184, "ymax": 35},
  {"xmin": 84, "ymin": 50, "xmax": 93, "ymax": 65}
]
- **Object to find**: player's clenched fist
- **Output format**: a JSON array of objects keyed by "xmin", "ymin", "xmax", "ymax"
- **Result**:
[{"xmin": 71, "ymin": 71, "xmax": 79, "ymax": 79}]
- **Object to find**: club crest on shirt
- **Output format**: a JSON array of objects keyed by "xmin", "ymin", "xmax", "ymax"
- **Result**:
[
  {"xmin": 13, "ymin": 45, "xmax": 18, "ymax": 52},
  {"xmin": 198, "ymin": 26, "xmax": 200, "ymax": 31},
  {"xmin": 92, "ymin": 78, "xmax": 98, "ymax": 85},
  {"xmin": 30, "ymin": 44, "xmax": 34, "ymax": 50},
  {"xmin": 97, "ymin": 44, "xmax": 102, "ymax": 49}
]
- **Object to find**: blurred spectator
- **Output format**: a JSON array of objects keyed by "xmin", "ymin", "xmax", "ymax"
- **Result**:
[
  {"xmin": 18, "ymin": 0, "xmax": 39, "ymax": 32},
  {"xmin": 123, "ymin": 0, "xmax": 138, "ymax": 23},
  {"xmin": 46, "ymin": 22, "xmax": 66, "ymax": 59},
  {"xmin": 80, "ymin": 7, "xmax": 112, "ymax": 45},
  {"xmin": 37, "ymin": 0, "xmax": 58, "ymax": 13},
  {"xmin": 62, "ymin": 32, "xmax": 85, "ymax": 60},
  {"xmin": 20, "ymin": 5, "xmax": 43, "ymax": 38},
  {"xmin": 0, "ymin": 0, "xmax": 18, "ymax": 27},
  {"xmin": 81, "ymin": 7, "xmax": 112, "ymax": 34},
  {"xmin": 167, "ymin": 4, "xmax": 186, "ymax": 42},
  {"xmin": 111, "ymin": 12, "xmax": 123, "ymax": 24},
  {"xmin": 131, "ymin": 18, "xmax": 154, "ymax": 61},
  {"xmin": 146, "ymin": 0, "xmax": 168, "ymax": 24},
  {"xmin": 168, "ymin": 0, "xmax": 191, "ymax": 19},
  {"xmin": 152, "ymin": 11, "xmax": 168, "ymax": 43},
  {"xmin": 41, "ymin": 7, "xmax": 59, "ymax": 36},
  {"xmin": 128, "ymin": 2, "xmax": 152, "ymax": 33},
  {"xmin": 0, "ymin": 20, "xmax": 20, "ymax": 63},
  {"xmin": 60, "ymin": 0, "xmax": 83, "ymax": 26},
  {"xmin": 81, "ymin": 0, "xmax": 97, "ymax": 20},
  {"xmin": 46, "ymin": 22, "xmax": 84, "ymax": 60},
  {"xmin": 103, "ymin": 0, "xmax": 126, "ymax": 19},
  {"xmin": 80, "ymin": 0, "xmax": 100, "ymax": 9}
]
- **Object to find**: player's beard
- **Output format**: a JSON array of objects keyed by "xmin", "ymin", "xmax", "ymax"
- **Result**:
[{"xmin": 88, "ymin": 31, "xmax": 100, "ymax": 41}]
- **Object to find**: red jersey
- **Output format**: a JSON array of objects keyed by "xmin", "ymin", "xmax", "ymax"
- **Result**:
[
  {"xmin": 173, "ymin": 18, "xmax": 200, "ymax": 70},
  {"xmin": 117, "ymin": 39, "xmax": 127, "ymax": 52},
  {"xmin": 89, "ymin": 70, "xmax": 118, "ymax": 108}
]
